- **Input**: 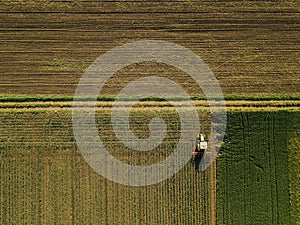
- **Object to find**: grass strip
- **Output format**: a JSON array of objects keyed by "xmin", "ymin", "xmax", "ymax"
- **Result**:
[{"xmin": 0, "ymin": 94, "xmax": 300, "ymax": 103}]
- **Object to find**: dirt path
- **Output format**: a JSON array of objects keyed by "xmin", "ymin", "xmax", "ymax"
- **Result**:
[
  {"xmin": 208, "ymin": 159, "xmax": 217, "ymax": 225},
  {"xmin": 0, "ymin": 100, "xmax": 299, "ymax": 111}
]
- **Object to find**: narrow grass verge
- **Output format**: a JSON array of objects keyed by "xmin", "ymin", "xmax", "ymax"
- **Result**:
[{"xmin": 0, "ymin": 94, "xmax": 300, "ymax": 103}]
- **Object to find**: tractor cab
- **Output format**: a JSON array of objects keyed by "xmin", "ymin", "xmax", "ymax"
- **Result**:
[{"xmin": 192, "ymin": 134, "xmax": 208, "ymax": 172}]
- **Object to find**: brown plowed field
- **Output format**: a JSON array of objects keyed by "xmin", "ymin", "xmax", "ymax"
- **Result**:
[{"xmin": 1, "ymin": 1, "xmax": 299, "ymax": 96}]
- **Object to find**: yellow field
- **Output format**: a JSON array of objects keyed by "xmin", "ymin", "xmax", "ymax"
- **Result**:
[{"xmin": 0, "ymin": 109, "xmax": 215, "ymax": 224}]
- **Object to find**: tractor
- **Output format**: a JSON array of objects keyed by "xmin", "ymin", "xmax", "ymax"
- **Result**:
[{"xmin": 192, "ymin": 133, "xmax": 208, "ymax": 172}]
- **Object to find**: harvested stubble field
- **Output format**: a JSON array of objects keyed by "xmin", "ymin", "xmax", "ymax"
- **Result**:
[{"xmin": 1, "ymin": 1, "xmax": 300, "ymax": 225}]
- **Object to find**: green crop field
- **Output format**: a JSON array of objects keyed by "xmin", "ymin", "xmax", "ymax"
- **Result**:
[{"xmin": 217, "ymin": 111, "xmax": 300, "ymax": 225}]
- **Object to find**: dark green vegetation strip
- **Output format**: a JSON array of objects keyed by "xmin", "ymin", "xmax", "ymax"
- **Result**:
[
  {"xmin": 217, "ymin": 111, "xmax": 300, "ymax": 225},
  {"xmin": 0, "ymin": 94, "xmax": 300, "ymax": 102}
]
